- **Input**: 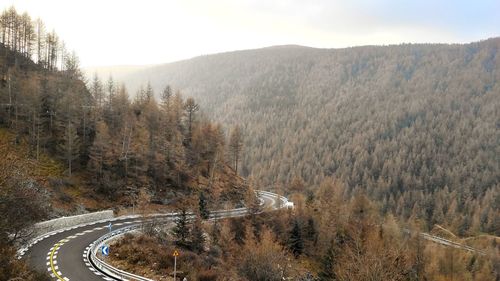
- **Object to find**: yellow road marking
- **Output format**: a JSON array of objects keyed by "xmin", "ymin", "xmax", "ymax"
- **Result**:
[{"xmin": 50, "ymin": 241, "xmax": 65, "ymax": 281}]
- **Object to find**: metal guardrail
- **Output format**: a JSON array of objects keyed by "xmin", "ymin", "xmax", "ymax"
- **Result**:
[
  {"xmin": 259, "ymin": 191, "xmax": 290, "ymax": 208},
  {"xmin": 88, "ymin": 191, "xmax": 288, "ymax": 281},
  {"xmin": 89, "ymin": 224, "xmax": 152, "ymax": 281},
  {"xmin": 89, "ymin": 215, "xmax": 180, "ymax": 281},
  {"xmin": 89, "ymin": 191, "xmax": 484, "ymax": 281},
  {"xmin": 419, "ymin": 233, "xmax": 485, "ymax": 255},
  {"xmin": 402, "ymin": 228, "xmax": 485, "ymax": 255}
]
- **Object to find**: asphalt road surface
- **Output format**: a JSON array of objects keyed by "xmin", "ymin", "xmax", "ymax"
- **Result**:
[{"xmin": 26, "ymin": 192, "xmax": 280, "ymax": 281}]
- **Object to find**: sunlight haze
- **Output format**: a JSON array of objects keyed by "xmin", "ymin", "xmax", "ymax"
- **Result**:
[{"xmin": 3, "ymin": 0, "xmax": 500, "ymax": 67}]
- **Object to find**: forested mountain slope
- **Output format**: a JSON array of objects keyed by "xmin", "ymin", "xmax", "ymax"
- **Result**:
[
  {"xmin": 0, "ymin": 7, "xmax": 250, "ymax": 279},
  {"xmin": 0, "ymin": 7, "xmax": 249, "ymax": 216},
  {"xmin": 122, "ymin": 39, "xmax": 500, "ymax": 235}
]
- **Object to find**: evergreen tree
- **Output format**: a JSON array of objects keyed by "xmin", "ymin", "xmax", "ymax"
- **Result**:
[
  {"xmin": 230, "ymin": 218, "xmax": 246, "ymax": 245},
  {"xmin": 190, "ymin": 217, "xmax": 205, "ymax": 253},
  {"xmin": 211, "ymin": 218, "xmax": 221, "ymax": 245},
  {"xmin": 318, "ymin": 241, "xmax": 338, "ymax": 281},
  {"xmin": 304, "ymin": 217, "xmax": 317, "ymax": 244},
  {"xmin": 288, "ymin": 219, "xmax": 303, "ymax": 257},
  {"xmin": 172, "ymin": 208, "xmax": 190, "ymax": 247},
  {"xmin": 199, "ymin": 191, "xmax": 210, "ymax": 219}
]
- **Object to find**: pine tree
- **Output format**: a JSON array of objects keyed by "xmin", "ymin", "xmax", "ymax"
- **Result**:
[
  {"xmin": 304, "ymin": 217, "xmax": 317, "ymax": 243},
  {"xmin": 199, "ymin": 191, "xmax": 210, "ymax": 219},
  {"xmin": 190, "ymin": 217, "xmax": 205, "ymax": 253},
  {"xmin": 172, "ymin": 208, "xmax": 190, "ymax": 247},
  {"xmin": 230, "ymin": 218, "xmax": 246, "ymax": 245},
  {"xmin": 318, "ymin": 241, "xmax": 338, "ymax": 281},
  {"xmin": 211, "ymin": 218, "xmax": 221, "ymax": 245},
  {"xmin": 288, "ymin": 218, "xmax": 303, "ymax": 257}
]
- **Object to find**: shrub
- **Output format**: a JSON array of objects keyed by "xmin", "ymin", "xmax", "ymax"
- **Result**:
[{"xmin": 197, "ymin": 269, "xmax": 218, "ymax": 281}]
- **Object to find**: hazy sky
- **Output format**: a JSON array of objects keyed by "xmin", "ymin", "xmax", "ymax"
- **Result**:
[{"xmin": 2, "ymin": 0, "xmax": 499, "ymax": 67}]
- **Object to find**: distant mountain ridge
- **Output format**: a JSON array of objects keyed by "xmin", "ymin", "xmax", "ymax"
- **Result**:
[
  {"xmin": 106, "ymin": 38, "xmax": 500, "ymax": 97},
  {"xmin": 83, "ymin": 64, "xmax": 152, "ymax": 83},
  {"xmin": 112, "ymin": 38, "xmax": 500, "ymax": 235}
]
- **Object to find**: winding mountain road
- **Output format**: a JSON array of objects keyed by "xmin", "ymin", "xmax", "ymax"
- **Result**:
[
  {"xmin": 23, "ymin": 190, "xmax": 485, "ymax": 281},
  {"xmin": 24, "ymin": 191, "xmax": 285, "ymax": 281}
]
